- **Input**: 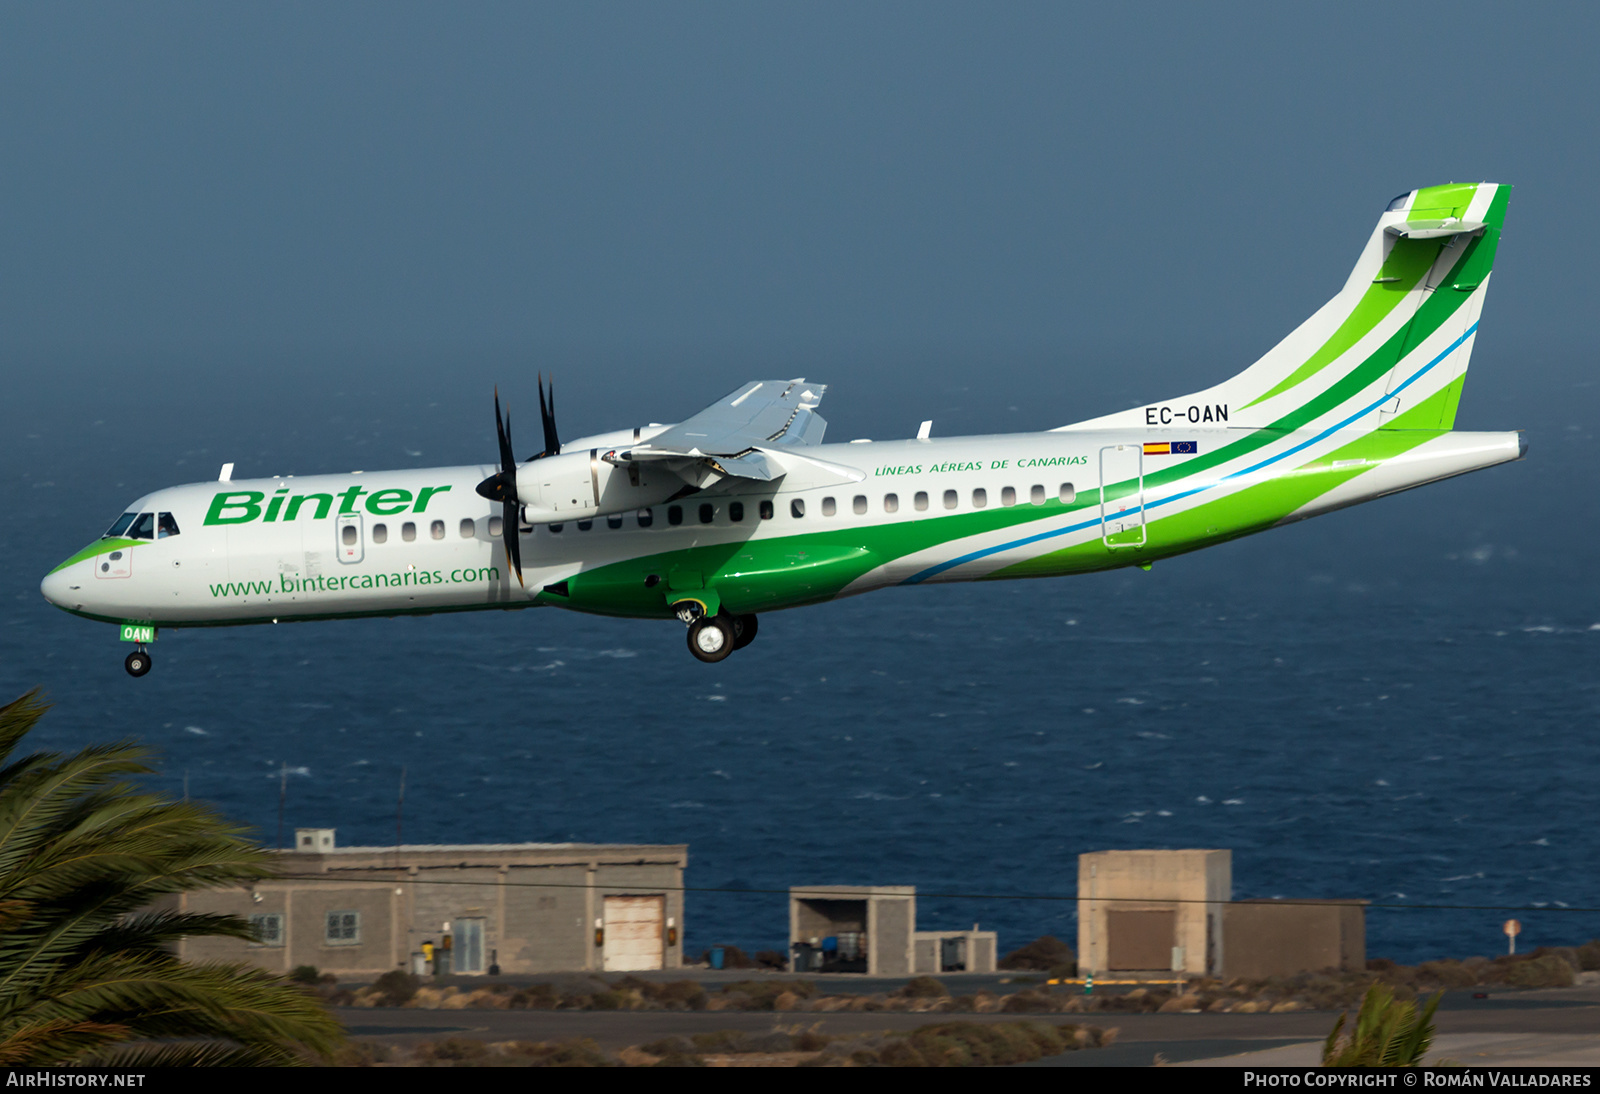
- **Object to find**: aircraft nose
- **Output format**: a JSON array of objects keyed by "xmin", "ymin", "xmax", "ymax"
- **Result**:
[{"xmin": 40, "ymin": 565, "xmax": 80, "ymax": 610}]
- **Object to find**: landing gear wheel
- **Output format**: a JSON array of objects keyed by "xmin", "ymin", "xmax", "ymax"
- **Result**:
[
  {"xmin": 124, "ymin": 649, "xmax": 152, "ymax": 678},
  {"xmin": 687, "ymin": 615, "xmax": 735, "ymax": 663},
  {"xmin": 731, "ymin": 613, "xmax": 759, "ymax": 650}
]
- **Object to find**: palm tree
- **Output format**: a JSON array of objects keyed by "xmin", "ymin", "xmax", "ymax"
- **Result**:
[
  {"xmin": 1322, "ymin": 981, "xmax": 1442, "ymax": 1067},
  {"xmin": 0, "ymin": 690, "xmax": 345, "ymax": 1066}
]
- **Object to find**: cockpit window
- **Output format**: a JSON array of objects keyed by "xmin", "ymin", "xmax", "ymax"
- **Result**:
[
  {"xmin": 158, "ymin": 512, "xmax": 180, "ymax": 538},
  {"xmin": 126, "ymin": 513, "xmax": 155, "ymax": 540},
  {"xmin": 104, "ymin": 513, "xmax": 137, "ymax": 538}
]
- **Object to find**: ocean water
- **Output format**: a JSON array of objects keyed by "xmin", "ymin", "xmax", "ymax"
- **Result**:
[{"xmin": 4, "ymin": 361, "xmax": 1598, "ymax": 965}]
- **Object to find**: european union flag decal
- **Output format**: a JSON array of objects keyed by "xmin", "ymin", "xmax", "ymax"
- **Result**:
[
  {"xmin": 1172, "ymin": 440, "xmax": 1198, "ymax": 454},
  {"xmin": 1142, "ymin": 441, "xmax": 1199, "ymax": 455}
]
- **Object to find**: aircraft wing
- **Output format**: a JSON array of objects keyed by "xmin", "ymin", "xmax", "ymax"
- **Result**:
[{"xmin": 615, "ymin": 379, "xmax": 828, "ymax": 482}]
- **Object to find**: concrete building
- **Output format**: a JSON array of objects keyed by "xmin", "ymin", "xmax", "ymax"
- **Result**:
[
  {"xmin": 788, "ymin": 886, "xmax": 997, "ymax": 975},
  {"xmin": 1079, "ymin": 849, "xmax": 1231, "ymax": 977},
  {"xmin": 1077, "ymin": 849, "xmax": 1367, "ymax": 979},
  {"xmin": 171, "ymin": 829, "xmax": 688, "ymax": 977},
  {"xmin": 1223, "ymin": 898, "xmax": 1367, "ymax": 979}
]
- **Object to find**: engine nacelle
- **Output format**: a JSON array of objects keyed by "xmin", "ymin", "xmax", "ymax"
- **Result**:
[{"xmin": 515, "ymin": 449, "xmax": 684, "ymax": 524}]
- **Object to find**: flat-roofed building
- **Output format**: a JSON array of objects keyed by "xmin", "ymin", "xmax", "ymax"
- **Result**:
[{"xmin": 169, "ymin": 829, "xmax": 687, "ymax": 977}]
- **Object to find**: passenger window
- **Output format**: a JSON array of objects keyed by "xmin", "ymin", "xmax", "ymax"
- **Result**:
[
  {"xmin": 459, "ymin": 518, "xmax": 476, "ymax": 538},
  {"xmin": 607, "ymin": 514, "xmax": 623, "ymax": 529},
  {"xmin": 488, "ymin": 516, "xmax": 503, "ymax": 537},
  {"xmin": 158, "ymin": 512, "xmax": 180, "ymax": 538},
  {"xmin": 668, "ymin": 506, "xmax": 683, "ymax": 526},
  {"xmin": 942, "ymin": 490, "xmax": 957, "ymax": 510},
  {"xmin": 577, "ymin": 519, "xmax": 593, "ymax": 531},
  {"xmin": 884, "ymin": 493, "xmax": 899, "ymax": 513},
  {"xmin": 637, "ymin": 508, "xmax": 654, "ymax": 528},
  {"xmin": 1031, "ymin": 485, "xmax": 1046, "ymax": 505},
  {"xmin": 972, "ymin": 488, "xmax": 987, "ymax": 509},
  {"xmin": 373, "ymin": 523, "xmax": 388, "ymax": 544},
  {"xmin": 698, "ymin": 503, "xmax": 714, "ymax": 524},
  {"xmin": 342, "ymin": 525, "xmax": 358, "ymax": 546},
  {"xmin": 914, "ymin": 491, "xmax": 929, "ymax": 511},
  {"xmin": 127, "ymin": 513, "xmax": 155, "ymax": 540},
  {"xmin": 729, "ymin": 502, "xmax": 744, "ymax": 522},
  {"xmin": 549, "ymin": 524, "xmax": 563, "ymax": 533},
  {"xmin": 852, "ymin": 495, "xmax": 867, "ymax": 515},
  {"xmin": 431, "ymin": 520, "xmax": 445, "ymax": 540},
  {"xmin": 1060, "ymin": 482, "xmax": 1076, "ymax": 504},
  {"xmin": 822, "ymin": 497, "xmax": 836, "ymax": 517},
  {"xmin": 105, "ymin": 513, "xmax": 137, "ymax": 538},
  {"xmin": 1001, "ymin": 487, "xmax": 1016, "ymax": 507},
  {"xmin": 759, "ymin": 500, "xmax": 774, "ymax": 520},
  {"xmin": 790, "ymin": 499, "xmax": 805, "ymax": 518},
  {"xmin": 401, "ymin": 521, "xmax": 416, "ymax": 542}
]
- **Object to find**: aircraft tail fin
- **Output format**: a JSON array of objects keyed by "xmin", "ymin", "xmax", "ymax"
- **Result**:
[{"xmin": 1059, "ymin": 182, "xmax": 1511, "ymax": 435}]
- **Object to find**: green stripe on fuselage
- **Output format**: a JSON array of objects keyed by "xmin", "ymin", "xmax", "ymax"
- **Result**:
[{"xmin": 50, "ymin": 538, "xmax": 140, "ymax": 574}]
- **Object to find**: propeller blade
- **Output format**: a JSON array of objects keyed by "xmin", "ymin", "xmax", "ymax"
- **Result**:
[
  {"xmin": 475, "ymin": 387, "xmax": 524, "ymax": 585},
  {"xmin": 538, "ymin": 374, "xmax": 560, "ymax": 458},
  {"xmin": 503, "ymin": 497, "xmax": 523, "ymax": 586}
]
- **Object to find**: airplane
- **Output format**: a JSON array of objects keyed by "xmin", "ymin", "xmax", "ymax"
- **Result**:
[{"xmin": 42, "ymin": 183, "xmax": 1522, "ymax": 676}]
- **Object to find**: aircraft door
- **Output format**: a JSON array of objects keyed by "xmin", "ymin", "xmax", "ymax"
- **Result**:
[
  {"xmin": 1099, "ymin": 444, "xmax": 1146, "ymax": 549},
  {"xmin": 337, "ymin": 514, "xmax": 364, "ymax": 563}
]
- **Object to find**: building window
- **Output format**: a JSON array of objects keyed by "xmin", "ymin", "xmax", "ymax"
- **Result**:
[
  {"xmin": 759, "ymin": 500, "xmax": 774, "ymax": 520},
  {"xmin": 249, "ymin": 913, "xmax": 284, "ymax": 947},
  {"xmin": 884, "ymin": 493, "xmax": 899, "ymax": 513},
  {"xmin": 1060, "ymin": 482, "xmax": 1076, "ymax": 504},
  {"xmin": 852, "ymin": 495, "xmax": 867, "ymax": 515},
  {"xmin": 790, "ymin": 499, "xmax": 805, "ymax": 518},
  {"xmin": 821, "ymin": 497, "xmax": 836, "ymax": 517},
  {"xmin": 914, "ymin": 491, "xmax": 929, "ymax": 511},
  {"xmin": 1001, "ymin": 486, "xmax": 1016, "ymax": 506},
  {"xmin": 943, "ymin": 489, "xmax": 958, "ymax": 510},
  {"xmin": 325, "ymin": 911, "xmax": 360, "ymax": 946}
]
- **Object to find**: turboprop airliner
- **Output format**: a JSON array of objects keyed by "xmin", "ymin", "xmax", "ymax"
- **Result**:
[{"xmin": 43, "ymin": 183, "xmax": 1523, "ymax": 676}]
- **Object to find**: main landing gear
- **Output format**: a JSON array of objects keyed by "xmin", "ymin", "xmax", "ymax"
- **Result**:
[
  {"xmin": 685, "ymin": 612, "xmax": 759, "ymax": 664},
  {"xmin": 124, "ymin": 648, "xmax": 152, "ymax": 677}
]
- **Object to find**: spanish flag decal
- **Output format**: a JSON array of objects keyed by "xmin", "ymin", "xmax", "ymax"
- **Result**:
[{"xmin": 1143, "ymin": 441, "xmax": 1197, "ymax": 455}]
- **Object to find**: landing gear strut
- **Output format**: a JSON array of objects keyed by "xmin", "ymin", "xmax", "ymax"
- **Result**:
[{"xmin": 124, "ymin": 648, "xmax": 152, "ymax": 677}]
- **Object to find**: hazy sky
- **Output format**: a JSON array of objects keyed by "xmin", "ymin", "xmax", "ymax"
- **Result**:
[{"xmin": 4, "ymin": 2, "xmax": 1595, "ymax": 446}]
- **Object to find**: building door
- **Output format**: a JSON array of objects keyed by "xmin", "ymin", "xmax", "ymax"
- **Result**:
[
  {"xmin": 455, "ymin": 918, "xmax": 485, "ymax": 974},
  {"xmin": 602, "ymin": 895, "xmax": 665, "ymax": 972},
  {"xmin": 1099, "ymin": 445, "xmax": 1145, "ymax": 548},
  {"xmin": 1107, "ymin": 909, "xmax": 1176, "ymax": 970}
]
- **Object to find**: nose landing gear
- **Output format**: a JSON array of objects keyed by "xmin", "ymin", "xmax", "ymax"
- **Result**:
[
  {"xmin": 124, "ymin": 648, "xmax": 152, "ymax": 677},
  {"xmin": 684, "ymin": 612, "xmax": 759, "ymax": 663}
]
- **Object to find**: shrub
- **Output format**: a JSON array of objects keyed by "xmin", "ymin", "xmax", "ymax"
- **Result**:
[
  {"xmin": 755, "ymin": 950, "xmax": 788, "ymax": 970},
  {"xmin": 372, "ymin": 969, "xmax": 421, "ymax": 1007},
  {"xmin": 289, "ymin": 965, "xmax": 322, "ymax": 984},
  {"xmin": 508, "ymin": 983, "xmax": 558, "ymax": 1009},
  {"xmin": 999, "ymin": 936, "xmax": 1076, "ymax": 972},
  {"xmin": 413, "ymin": 1037, "xmax": 491, "ymax": 1063},
  {"xmin": 1504, "ymin": 954, "xmax": 1574, "ymax": 989},
  {"xmin": 897, "ymin": 976, "xmax": 949, "ymax": 998}
]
